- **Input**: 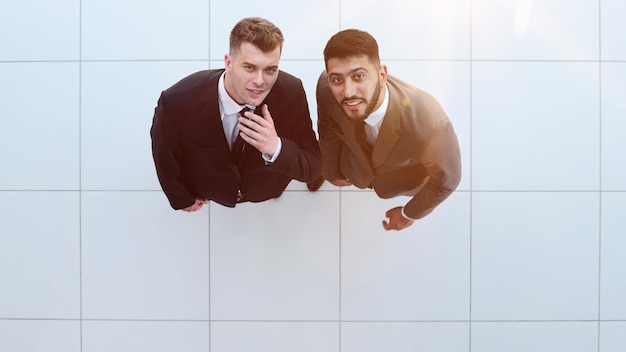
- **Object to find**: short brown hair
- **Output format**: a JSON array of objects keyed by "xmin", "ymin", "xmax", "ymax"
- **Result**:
[{"xmin": 229, "ymin": 17, "xmax": 284, "ymax": 56}]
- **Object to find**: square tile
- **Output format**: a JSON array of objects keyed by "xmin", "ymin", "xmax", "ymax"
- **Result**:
[
  {"xmin": 341, "ymin": 322, "xmax": 469, "ymax": 352},
  {"xmin": 341, "ymin": 191, "xmax": 470, "ymax": 321},
  {"xmin": 341, "ymin": 0, "xmax": 470, "ymax": 60},
  {"xmin": 472, "ymin": 192, "xmax": 599, "ymax": 320},
  {"xmin": 0, "ymin": 0, "xmax": 79, "ymax": 61},
  {"xmin": 389, "ymin": 61, "xmax": 470, "ymax": 191},
  {"xmin": 600, "ymin": 192, "xmax": 626, "ymax": 319},
  {"xmin": 209, "ymin": 0, "xmax": 340, "ymax": 60},
  {"xmin": 81, "ymin": 61, "xmax": 209, "ymax": 191},
  {"xmin": 471, "ymin": 322, "xmax": 598, "ymax": 352},
  {"xmin": 0, "ymin": 320, "xmax": 80, "ymax": 352},
  {"xmin": 82, "ymin": 321, "xmax": 209, "ymax": 352},
  {"xmin": 210, "ymin": 192, "xmax": 340, "ymax": 321},
  {"xmin": 472, "ymin": 62, "xmax": 600, "ymax": 191},
  {"xmin": 211, "ymin": 322, "xmax": 339, "ymax": 352},
  {"xmin": 0, "ymin": 62, "xmax": 79, "ymax": 190},
  {"xmin": 600, "ymin": 322, "xmax": 626, "ymax": 352},
  {"xmin": 81, "ymin": 0, "xmax": 209, "ymax": 60},
  {"xmin": 81, "ymin": 191, "xmax": 209, "ymax": 320},
  {"xmin": 601, "ymin": 0, "xmax": 626, "ymax": 60},
  {"xmin": 0, "ymin": 192, "xmax": 80, "ymax": 319},
  {"xmin": 601, "ymin": 63, "xmax": 626, "ymax": 190},
  {"xmin": 472, "ymin": 0, "xmax": 599, "ymax": 60}
]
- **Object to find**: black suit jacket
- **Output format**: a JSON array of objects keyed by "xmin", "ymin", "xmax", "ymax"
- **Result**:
[{"xmin": 151, "ymin": 69, "xmax": 321, "ymax": 210}]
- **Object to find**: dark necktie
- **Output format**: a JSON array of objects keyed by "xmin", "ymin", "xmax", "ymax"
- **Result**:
[
  {"xmin": 354, "ymin": 120, "xmax": 373, "ymax": 155},
  {"xmin": 231, "ymin": 107, "xmax": 251, "ymax": 165}
]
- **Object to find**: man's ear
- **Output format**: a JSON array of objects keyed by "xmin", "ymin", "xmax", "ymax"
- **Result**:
[
  {"xmin": 224, "ymin": 54, "xmax": 232, "ymax": 71},
  {"xmin": 379, "ymin": 64, "xmax": 388, "ymax": 85}
]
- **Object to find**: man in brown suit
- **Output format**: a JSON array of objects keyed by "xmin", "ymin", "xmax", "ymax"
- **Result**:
[{"xmin": 313, "ymin": 29, "xmax": 461, "ymax": 231}]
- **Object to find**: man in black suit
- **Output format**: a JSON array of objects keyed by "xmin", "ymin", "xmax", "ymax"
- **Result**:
[{"xmin": 151, "ymin": 17, "xmax": 321, "ymax": 212}]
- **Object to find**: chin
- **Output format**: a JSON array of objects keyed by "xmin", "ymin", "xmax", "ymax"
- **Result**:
[{"xmin": 342, "ymin": 108, "xmax": 366, "ymax": 121}]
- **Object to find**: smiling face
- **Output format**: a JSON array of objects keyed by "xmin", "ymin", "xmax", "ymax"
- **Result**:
[
  {"xmin": 326, "ymin": 55, "xmax": 387, "ymax": 121},
  {"xmin": 224, "ymin": 41, "xmax": 281, "ymax": 106}
]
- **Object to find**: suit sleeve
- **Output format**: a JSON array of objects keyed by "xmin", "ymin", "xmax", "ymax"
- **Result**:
[
  {"xmin": 150, "ymin": 93, "xmax": 195, "ymax": 210},
  {"xmin": 267, "ymin": 78, "xmax": 322, "ymax": 183},
  {"xmin": 316, "ymin": 73, "xmax": 345, "ymax": 182},
  {"xmin": 403, "ymin": 120, "xmax": 462, "ymax": 219}
]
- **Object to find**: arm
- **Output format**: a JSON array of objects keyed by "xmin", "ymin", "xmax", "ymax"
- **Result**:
[
  {"xmin": 316, "ymin": 75, "xmax": 350, "ymax": 184},
  {"xmin": 248, "ymin": 78, "xmax": 321, "ymax": 183},
  {"xmin": 403, "ymin": 120, "xmax": 462, "ymax": 219},
  {"xmin": 150, "ymin": 93, "xmax": 196, "ymax": 210}
]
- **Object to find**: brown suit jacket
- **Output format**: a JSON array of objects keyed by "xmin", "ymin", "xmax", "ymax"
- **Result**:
[{"xmin": 317, "ymin": 72, "xmax": 461, "ymax": 219}]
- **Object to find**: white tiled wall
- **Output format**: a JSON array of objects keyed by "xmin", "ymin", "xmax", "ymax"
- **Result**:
[{"xmin": 1, "ymin": 0, "xmax": 625, "ymax": 351}]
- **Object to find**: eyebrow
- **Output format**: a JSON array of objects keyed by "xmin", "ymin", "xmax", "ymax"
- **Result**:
[
  {"xmin": 242, "ymin": 62, "xmax": 279, "ymax": 71},
  {"xmin": 328, "ymin": 66, "xmax": 369, "ymax": 77}
]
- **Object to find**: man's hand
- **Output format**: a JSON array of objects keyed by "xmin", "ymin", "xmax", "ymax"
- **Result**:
[
  {"xmin": 382, "ymin": 206, "xmax": 415, "ymax": 231},
  {"xmin": 182, "ymin": 199, "xmax": 209, "ymax": 212},
  {"xmin": 329, "ymin": 178, "xmax": 352, "ymax": 187},
  {"xmin": 238, "ymin": 104, "xmax": 280, "ymax": 157}
]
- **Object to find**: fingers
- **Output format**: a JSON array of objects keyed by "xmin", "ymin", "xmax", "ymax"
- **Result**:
[
  {"xmin": 261, "ymin": 104, "xmax": 273, "ymax": 123},
  {"xmin": 237, "ymin": 105, "xmax": 279, "ymax": 155},
  {"xmin": 182, "ymin": 199, "xmax": 209, "ymax": 212}
]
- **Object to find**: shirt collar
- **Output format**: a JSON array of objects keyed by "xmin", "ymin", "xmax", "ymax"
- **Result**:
[
  {"xmin": 218, "ymin": 72, "xmax": 255, "ymax": 118},
  {"xmin": 364, "ymin": 84, "xmax": 389, "ymax": 127}
]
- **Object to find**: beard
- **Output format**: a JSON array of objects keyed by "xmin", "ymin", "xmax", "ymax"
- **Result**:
[{"xmin": 341, "ymin": 82, "xmax": 382, "ymax": 121}]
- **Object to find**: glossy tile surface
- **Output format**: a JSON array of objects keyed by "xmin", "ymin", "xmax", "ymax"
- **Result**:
[
  {"xmin": 472, "ymin": 322, "xmax": 598, "ymax": 352},
  {"xmin": 210, "ymin": 192, "xmax": 340, "ymax": 321},
  {"xmin": 0, "ymin": 63, "xmax": 79, "ymax": 190},
  {"xmin": 82, "ymin": 321, "xmax": 209, "ymax": 352},
  {"xmin": 81, "ymin": 191, "xmax": 209, "ymax": 320},
  {"xmin": 0, "ymin": 192, "xmax": 80, "ymax": 319},
  {"xmin": 472, "ymin": 192, "xmax": 599, "ymax": 320},
  {"xmin": 2, "ymin": 0, "xmax": 625, "ymax": 350},
  {"xmin": 211, "ymin": 322, "xmax": 339, "ymax": 352},
  {"xmin": 341, "ymin": 191, "xmax": 470, "ymax": 321},
  {"xmin": 472, "ymin": 0, "xmax": 599, "ymax": 60}
]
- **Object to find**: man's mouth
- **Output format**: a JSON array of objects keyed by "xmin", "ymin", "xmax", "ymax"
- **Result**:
[
  {"xmin": 343, "ymin": 99, "xmax": 364, "ymax": 108},
  {"xmin": 248, "ymin": 88, "xmax": 265, "ymax": 97}
]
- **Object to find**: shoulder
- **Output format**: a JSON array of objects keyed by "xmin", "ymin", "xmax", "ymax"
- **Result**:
[
  {"xmin": 157, "ymin": 69, "xmax": 222, "ymax": 111},
  {"xmin": 273, "ymin": 70, "xmax": 304, "ymax": 91},
  {"xmin": 387, "ymin": 75, "xmax": 450, "ymax": 130},
  {"xmin": 162, "ymin": 69, "xmax": 222, "ymax": 100},
  {"xmin": 315, "ymin": 70, "xmax": 334, "ymax": 103}
]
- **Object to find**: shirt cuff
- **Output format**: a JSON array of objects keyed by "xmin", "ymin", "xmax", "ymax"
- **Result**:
[
  {"xmin": 401, "ymin": 206, "xmax": 418, "ymax": 221},
  {"xmin": 262, "ymin": 137, "xmax": 282, "ymax": 163}
]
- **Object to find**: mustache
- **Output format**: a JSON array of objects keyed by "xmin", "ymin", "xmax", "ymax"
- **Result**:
[{"xmin": 341, "ymin": 96, "xmax": 366, "ymax": 104}]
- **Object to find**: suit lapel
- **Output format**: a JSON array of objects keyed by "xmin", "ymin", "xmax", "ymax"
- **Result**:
[{"xmin": 371, "ymin": 88, "xmax": 402, "ymax": 168}]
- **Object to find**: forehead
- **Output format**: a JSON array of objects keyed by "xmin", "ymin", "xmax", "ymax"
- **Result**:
[
  {"xmin": 327, "ymin": 55, "xmax": 375, "ymax": 76},
  {"xmin": 233, "ymin": 42, "xmax": 280, "ymax": 67}
]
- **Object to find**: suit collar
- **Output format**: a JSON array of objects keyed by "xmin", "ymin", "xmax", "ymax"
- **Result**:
[{"xmin": 371, "ymin": 81, "xmax": 403, "ymax": 167}]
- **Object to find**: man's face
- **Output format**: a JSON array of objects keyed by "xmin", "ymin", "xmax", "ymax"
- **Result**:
[
  {"xmin": 224, "ymin": 42, "xmax": 281, "ymax": 106},
  {"xmin": 326, "ymin": 55, "xmax": 387, "ymax": 121}
]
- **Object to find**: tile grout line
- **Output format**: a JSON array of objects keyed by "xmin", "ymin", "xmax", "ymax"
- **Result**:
[
  {"xmin": 78, "ymin": 1, "xmax": 84, "ymax": 351},
  {"xmin": 469, "ymin": 1, "xmax": 474, "ymax": 351},
  {"xmin": 597, "ymin": 1, "xmax": 603, "ymax": 350}
]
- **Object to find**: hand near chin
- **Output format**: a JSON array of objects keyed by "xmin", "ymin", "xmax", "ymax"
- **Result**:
[{"xmin": 238, "ymin": 104, "xmax": 280, "ymax": 156}]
